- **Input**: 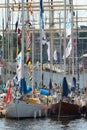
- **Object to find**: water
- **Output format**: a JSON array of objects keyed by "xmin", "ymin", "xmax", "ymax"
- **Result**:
[{"xmin": 0, "ymin": 117, "xmax": 87, "ymax": 130}]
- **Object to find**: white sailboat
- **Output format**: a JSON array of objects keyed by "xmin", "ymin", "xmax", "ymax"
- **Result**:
[{"xmin": 4, "ymin": 0, "xmax": 48, "ymax": 119}]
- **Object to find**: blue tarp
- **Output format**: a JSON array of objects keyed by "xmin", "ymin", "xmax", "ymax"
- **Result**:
[{"xmin": 40, "ymin": 89, "xmax": 50, "ymax": 96}]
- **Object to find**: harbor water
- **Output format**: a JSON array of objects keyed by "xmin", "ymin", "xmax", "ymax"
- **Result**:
[{"xmin": 0, "ymin": 117, "xmax": 87, "ymax": 130}]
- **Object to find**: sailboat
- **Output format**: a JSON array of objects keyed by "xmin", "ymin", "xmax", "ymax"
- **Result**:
[
  {"xmin": 4, "ymin": 77, "xmax": 48, "ymax": 119},
  {"xmin": 3, "ymin": 0, "xmax": 48, "ymax": 119},
  {"xmin": 48, "ymin": 0, "xmax": 81, "ymax": 119},
  {"xmin": 48, "ymin": 77, "xmax": 81, "ymax": 119}
]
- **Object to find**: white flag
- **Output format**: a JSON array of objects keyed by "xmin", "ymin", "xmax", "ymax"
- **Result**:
[
  {"xmin": 17, "ymin": 69, "xmax": 22, "ymax": 82},
  {"xmin": 63, "ymin": 38, "xmax": 72, "ymax": 59},
  {"xmin": 16, "ymin": 52, "xmax": 22, "ymax": 70},
  {"xmin": 66, "ymin": 12, "xmax": 71, "ymax": 37},
  {"xmin": 46, "ymin": 41, "xmax": 50, "ymax": 61},
  {"xmin": 41, "ymin": 30, "xmax": 47, "ymax": 45},
  {"xmin": 53, "ymin": 50, "xmax": 58, "ymax": 61},
  {"xmin": 16, "ymin": 52, "xmax": 22, "ymax": 82}
]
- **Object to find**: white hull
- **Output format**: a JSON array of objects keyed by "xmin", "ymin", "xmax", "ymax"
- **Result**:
[{"xmin": 6, "ymin": 100, "xmax": 47, "ymax": 119}]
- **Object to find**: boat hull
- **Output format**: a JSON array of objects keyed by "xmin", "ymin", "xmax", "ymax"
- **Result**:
[
  {"xmin": 5, "ymin": 100, "xmax": 48, "ymax": 119},
  {"xmin": 48, "ymin": 101, "xmax": 81, "ymax": 119}
]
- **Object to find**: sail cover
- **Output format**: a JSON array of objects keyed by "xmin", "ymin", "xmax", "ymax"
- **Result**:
[
  {"xmin": 71, "ymin": 77, "xmax": 76, "ymax": 91},
  {"xmin": 62, "ymin": 77, "xmax": 70, "ymax": 97},
  {"xmin": 19, "ymin": 78, "xmax": 32, "ymax": 94}
]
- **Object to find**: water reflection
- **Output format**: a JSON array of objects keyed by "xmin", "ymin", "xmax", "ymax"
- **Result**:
[{"xmin": 0, "ymin": 117, "xmax": 87, "ymax": 130}]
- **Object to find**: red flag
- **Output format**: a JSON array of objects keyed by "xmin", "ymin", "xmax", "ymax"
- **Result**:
[
  {"xmin": 4, "ymin": 81, "xmax": 12, "ymax": 103},
  {"xmin": 17, "ymin": 28, "xmax": 21, "ymax": 45}
]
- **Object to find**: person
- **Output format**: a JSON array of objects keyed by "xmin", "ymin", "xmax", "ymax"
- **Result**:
[
  {"xmin": 52, "ymin": 83, "xmax": 57, "ymax": 103},
  {"xmin": 80, "ymin": 97, "xmax": 86, "ymax": 117}
]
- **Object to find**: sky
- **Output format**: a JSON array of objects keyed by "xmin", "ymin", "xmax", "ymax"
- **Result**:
[{"xmin": 0, "ymin": 0, "xmax": 87, "ymax": 32}]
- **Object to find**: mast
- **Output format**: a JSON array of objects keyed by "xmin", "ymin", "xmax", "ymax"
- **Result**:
[
  {"xmin": 70, "ymin": 0, "xmax": 74, "ymax": 77},
  {"xmin": 64, "ymin": 0, "xmax": 66, "ymax": 76},
  {"xmin": 2, "ymin": 12, "xmax": 5, "ymax": 84},
  {"xmin": 76, "ymin": 11, "xmax": 80, "ymax": 89},
  {"xmin": 50, "ymin": 0, "xmax": 54, "ymax": 66},
  {"xmin": 21, "ymin": 0, "xmax": 25, "ymax": 79}
]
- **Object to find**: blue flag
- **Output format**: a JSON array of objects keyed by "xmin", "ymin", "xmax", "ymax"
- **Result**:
[
  {"xmin": 40, "ymin": 0, "xmax": 44, "ymax": 29},
  {"xmin": 40, "ymin": 0, "xmax": 44, "ymax": 15}
]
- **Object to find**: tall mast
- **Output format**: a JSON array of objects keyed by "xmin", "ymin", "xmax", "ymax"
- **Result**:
[
  {"xmin": 70, "ymin": 0, "xmax": 74, "ymax": 77},
  {"xmin": 76, "ymin": 11, "xmax": 80, "ymax": 88},
  {"xmin": 21, "ymin": 0, "xmax": 25, "ymax": 79},
  {"xmin": 2, "ymin": 11, "xmax": 5, "ymax": 84},
  {"xmin": 50, "ymin": 0, "xmax": 54, "ymax": 66},
  {"xmin": 64, "ymin": 0, "xmax": 66, "ymax": 76}
]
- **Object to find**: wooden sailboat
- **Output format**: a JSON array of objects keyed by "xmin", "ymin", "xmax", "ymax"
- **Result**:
[
  {"xmin": 48, "ymin": 77, "xmax": 81, "ymax": 119},
  {"xmin": 48, "ymin": 0, "xmax": 81, "ymax": 119}
]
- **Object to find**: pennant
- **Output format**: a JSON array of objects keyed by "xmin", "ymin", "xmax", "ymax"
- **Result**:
[
  {"xmin": 27, "ymin": 32, "xmax": 31, "ymax": 47},
  {"xmin": 26, "ymin": 56, "xmax": 31, "ymax": 65},
  {"xmin": 66, "ymin": 12, "xmax": 71, "ymax": 37},
  {"xmin": 29, "ymin": 76, "xmax": 32, "ymax": 81},
  {"xmin": 28, "ymin": 66, "xmax": 32, "ymax": 73},
  {"xmin": 63, "ymin": 38, "xmax": 72, "ymax": 59},
  {"xmin": 29, "ymin": 0, "xmax": 33, "ymax": 15}
]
